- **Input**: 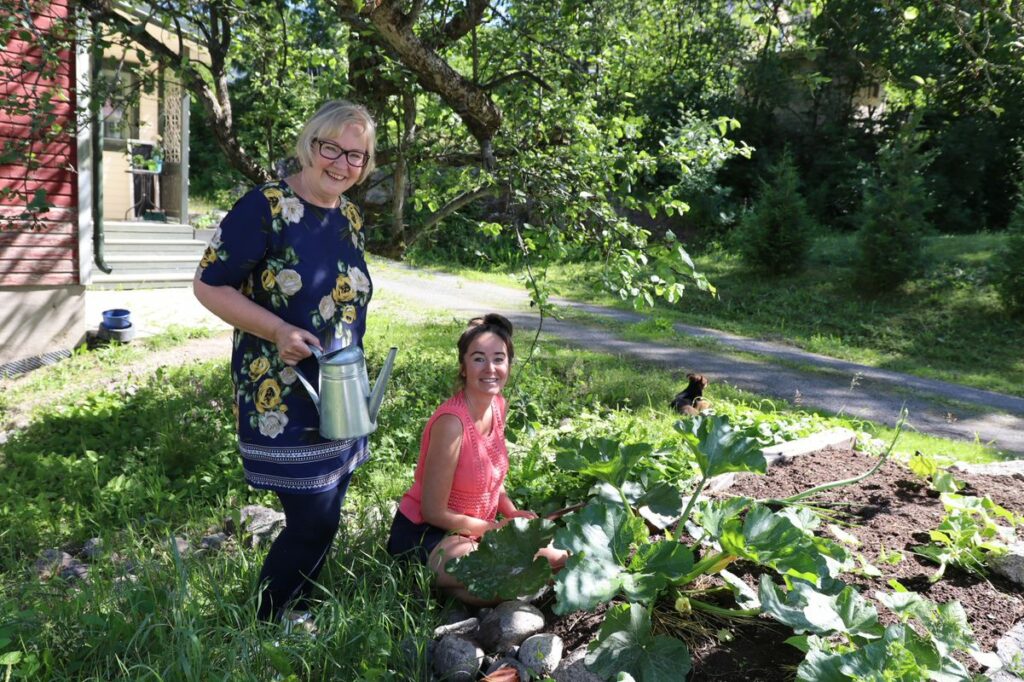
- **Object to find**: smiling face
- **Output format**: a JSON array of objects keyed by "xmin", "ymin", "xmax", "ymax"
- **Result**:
[
  {"xmin": 300, "ymin": 124, "xmax": 368, "ymax": 208},
  {"xmin": 460, "ymin": 331, "xmax": 510, "ymax": 402}
]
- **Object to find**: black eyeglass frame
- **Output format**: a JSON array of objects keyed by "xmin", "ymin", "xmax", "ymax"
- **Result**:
[{"xmin": 312, "ymin": 138, "xmax": 369, "ymax": 167}]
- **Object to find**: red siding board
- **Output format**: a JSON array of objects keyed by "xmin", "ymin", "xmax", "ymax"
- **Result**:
[
  {"xmin": 0, "ymin": 160, "xmax": 74, "ymax": 179},
  {"xmin": 1, "ymin": 273, "xmax": 75, "ymax": 286},
  {"xmin": 0, "ymin": 231, "xmax": 74, "ymax": 248},
  {"xmin": 0, "ymin": 257, "xmax": 76, "ymax": 275}
]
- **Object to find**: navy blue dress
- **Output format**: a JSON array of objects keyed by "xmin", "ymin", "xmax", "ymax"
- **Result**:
[{"xmin": 198, "ymin": 180, "xmax": 373, "ymax": 494}]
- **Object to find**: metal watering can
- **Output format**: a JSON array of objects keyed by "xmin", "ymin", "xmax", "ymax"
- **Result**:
[{"xmin": 294, "ymin": 345, "xmax": 398, "ymax": 440}]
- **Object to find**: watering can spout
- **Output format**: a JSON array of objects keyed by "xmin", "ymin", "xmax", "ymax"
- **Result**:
[{"xmin": 368, "ymin": 347, "xmax": 398, "ymax": 424}]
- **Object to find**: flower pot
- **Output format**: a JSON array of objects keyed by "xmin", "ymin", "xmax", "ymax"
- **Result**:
[{"xmin": 101, "ymin": 308, "xmax": 131, "ymax": 330}]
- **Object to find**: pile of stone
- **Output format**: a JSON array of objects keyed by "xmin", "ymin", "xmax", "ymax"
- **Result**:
[{"xmin": 425, "ymin": 600, "xmax": 600, "ymax": 681}]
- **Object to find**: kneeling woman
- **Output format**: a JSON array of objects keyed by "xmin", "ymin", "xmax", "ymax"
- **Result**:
[{"xmin": 387, "ymin": 314, "xmax": 564, "ymax": 604}]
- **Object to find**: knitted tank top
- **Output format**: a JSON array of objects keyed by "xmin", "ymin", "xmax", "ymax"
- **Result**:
[{"xmin": 398, "ymin": 392, "xmax": 508, "ymax": 524}]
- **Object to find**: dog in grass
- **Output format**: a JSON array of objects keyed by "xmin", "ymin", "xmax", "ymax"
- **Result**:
[{"xmin": 670, "ymin": 373, "xmax": 711, "ymax": 416}]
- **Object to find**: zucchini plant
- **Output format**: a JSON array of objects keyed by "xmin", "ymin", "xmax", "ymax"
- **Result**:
[{"xmin": 450, "ymin": 413, "xmax": 985, "ymax": 681}]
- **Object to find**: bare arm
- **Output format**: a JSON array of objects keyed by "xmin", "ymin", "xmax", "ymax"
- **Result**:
[
  {"xmin": 420, "ymin": 414, "xmax": 502, "ymax": 538},
  {"xmin": 193, "ymin": 275, "xmax": 320, "ymax": 365}
]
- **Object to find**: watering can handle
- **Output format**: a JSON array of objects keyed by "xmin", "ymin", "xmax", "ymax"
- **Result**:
[{"xmin": 292, "ymin": 343, "xmax": 323, "ymax": 413}]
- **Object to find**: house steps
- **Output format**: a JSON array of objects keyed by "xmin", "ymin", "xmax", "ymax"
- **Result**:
[{"xmin": 90, "ymin": 220, "xmax": 210, "ymax": 289}]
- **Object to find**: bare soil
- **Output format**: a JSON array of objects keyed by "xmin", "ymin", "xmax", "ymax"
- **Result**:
[{"xmin": 548, "ymin": 447, "xmax": 1024, "ymax": 680}]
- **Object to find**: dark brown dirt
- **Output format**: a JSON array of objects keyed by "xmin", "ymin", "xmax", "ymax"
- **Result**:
[{"xmin": 548, "ymin": 447, "xmax": 1023, "ymax": 680}]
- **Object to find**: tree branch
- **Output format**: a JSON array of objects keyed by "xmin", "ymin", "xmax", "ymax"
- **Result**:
[{"xmin": 481, "ymin": 69, "xmax": 553, "ymax": 92}]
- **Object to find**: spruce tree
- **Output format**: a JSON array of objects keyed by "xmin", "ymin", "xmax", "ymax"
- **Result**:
[{"xmin": 737, "ymin": 151, "xmax": 816, "ymax": 275}]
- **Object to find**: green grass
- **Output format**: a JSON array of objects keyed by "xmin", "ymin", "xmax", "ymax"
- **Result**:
[
  {"xmin": 0, "ymin": 306, "xmax": 1011, "ymax": 680},
  {"xmin": 484, "ymin": 232, "xmax": 1022, "ymax": 398}
]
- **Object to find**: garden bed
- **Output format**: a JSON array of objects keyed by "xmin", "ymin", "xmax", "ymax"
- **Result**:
[{"xmin": 547, "ymin": 446, "xmax": 1023, "ymax": 680}]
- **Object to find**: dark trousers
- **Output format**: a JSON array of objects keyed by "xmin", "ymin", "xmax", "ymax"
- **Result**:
[{"xmin": 256, "ymin": 473, "xmax": 353, "ymax": 620}]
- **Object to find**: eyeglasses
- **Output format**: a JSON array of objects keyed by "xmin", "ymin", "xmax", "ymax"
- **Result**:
[{"xmin": 312, "ymin": 138, "xmax": 369, "ymax": 167}]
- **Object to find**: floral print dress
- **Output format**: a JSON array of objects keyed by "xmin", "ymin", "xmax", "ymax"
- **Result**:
[{"xmin": 198, "ymin": 181, "xmax": 373, "ymax": 494}]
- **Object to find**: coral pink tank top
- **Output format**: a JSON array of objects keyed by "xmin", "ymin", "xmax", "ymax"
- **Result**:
[{"xmin": 398, "ymin": 392, "xmax": 508, "ymax": 524}]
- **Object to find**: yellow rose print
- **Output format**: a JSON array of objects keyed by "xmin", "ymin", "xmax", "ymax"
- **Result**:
[
  {"xmin": 199, "ymin": 246, "xmax": 217, "ymax": 268},
  {"xmin": 262, "ymin": 187, "xmax": 284, "ymax": 217},
  {"xmin": 255, "ymin": 378, "xmax": 282, "ymax": 413},
  {"xmin": 341, "ymin": 305, "xmax": 357, "ymax": 324},
  {"xmin": 343, "ymin": 202, "xmax": 363, "ymax": 232},
  {"xmin": 332, "ymin": 274, "xmax": 356, "ymax": 302},
  {"xmin": 248, "ymin": 356, "xmax": 270, "ymax": 381},
  {"xmin": 262, "ymin": 269, "xmax": 276, "ymax": 290}
]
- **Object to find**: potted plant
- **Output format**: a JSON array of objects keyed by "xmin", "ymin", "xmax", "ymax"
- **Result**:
[{"xmin": 130, "ymin": 144, "xmax": 164, "ymax": 173}]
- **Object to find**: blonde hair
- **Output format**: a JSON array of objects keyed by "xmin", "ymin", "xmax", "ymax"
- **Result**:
[{"xmin": 294, "ymin": 100, "xmax": 377, "ymax": 184}]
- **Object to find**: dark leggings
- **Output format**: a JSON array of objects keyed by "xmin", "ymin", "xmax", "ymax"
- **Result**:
[{"xmin": 256, "ymin": 473, "xmax": 353, "ymax": 620}]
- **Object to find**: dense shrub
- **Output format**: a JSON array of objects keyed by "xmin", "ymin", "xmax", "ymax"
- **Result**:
[
  {"xmin": 735, "ymin": 151, "xmax": 816, "ymax": 275},
  {"xmin": 994, "ymin": 188, "xmax": 1024, "ymax": 315},
  {"xmin": 855, "ymin": 133, "xmax": 934, "ymax": 293}
]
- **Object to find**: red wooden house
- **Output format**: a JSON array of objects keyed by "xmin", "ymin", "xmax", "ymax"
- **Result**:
[
  {"xmin": 0, "ymin": 1, "xmax": 203, "ymax": 374},
  {"xmin": 0, "ymin": 0, "xmax": 87, "ymax": 374}
]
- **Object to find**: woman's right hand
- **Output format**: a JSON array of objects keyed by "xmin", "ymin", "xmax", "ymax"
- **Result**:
[{"xmin": 273, "ymin": 322, "xmax": 321, "ymax": 366}]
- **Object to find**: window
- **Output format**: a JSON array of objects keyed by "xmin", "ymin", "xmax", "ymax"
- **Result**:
[{"xmin": 100, "ymin": 62, "xmax": 139, "ymax": 148}]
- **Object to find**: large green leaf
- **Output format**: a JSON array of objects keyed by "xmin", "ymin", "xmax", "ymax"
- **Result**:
[
  {"xmin": 447, "ymin": 518, "xmax": 556, "ymax": 600},
  {"xmin": 621, "ymin": 540, "xmax": 695, "ymax": 602},
  {"xmin": 678, "ymin": 415, "xmax": 765, "ymax": 478},
  {"xmin": 555, "ymin": 437, "xmax": 653, "ymax": 488},
  {"xmin": 758, "ymin": 576, "xmax": 881, "ymax": 638},
  {"xmin": 585, "ymin": 603, "xmax": 692, "ymax": 682},
  {"xmin": 694, "ymin": 496, "xmax": 751, "ymax": 539},
  {"xmin": 552, "ymin": 499, "xmax": 648, "ymax": 614},
  {"xmin": 596, "ymin": 479, "xmax": 686, "ymax": 530},
  {"xmin": 720, "ymin": 504, "xmax": 848, "ymax": 584}
]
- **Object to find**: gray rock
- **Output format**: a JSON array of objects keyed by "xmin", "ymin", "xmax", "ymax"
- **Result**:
[
  {"xmin": 485, "ymin": 656, "xmax": 531, "ymax": 679},
  {"xmin": 952, "ymin": 460, "xmax": 1024, "ymax": 478},
  {"xmin": 433, "ymin": 617, "xmax": 479, "ymax": 639},
  {"xmin": 477, "ymin": 601, "xmax": 546, "ymax": 653},
  {"xmin": 518, "ymin": 633, "xmax": 564, "ymax": 676},
  {"xmin": 81, "ymin": 537, "xmax": 104, "ymax": 560},
  {"xmin": 200, "ymin": 533, "xmax": 228, "ymax": 550},
  {"xmin": 991, "ymin": 543, "xmax": 1024, "ymax": 587},
  {"xmin": 35, "ymin": 549, "xmax": 88, "ymax": 582},
  {"xmin": 172, "ymin": 536, "xmax": 190, "ymax": 557},
  {"xmin": 552, "ymin": 646, "xmax": 603, "ymax": 682},
  {"xmin": 990, "ymin": 621, "xmax": 1024, "ymax": 681},
  {"xmin": 432, "ymin": 634, "xmax": 483, "ymax": 682},
  {"xmin": 234, "ymin": 505, "xmax": 287, "ymax": 547}
]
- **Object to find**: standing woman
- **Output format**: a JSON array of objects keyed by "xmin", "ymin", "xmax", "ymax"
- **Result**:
[
  {"xmin": 387, "ymin": 314, "xmax": 565, "ymax": 605},
  {"xmin": 194, "ymin": 100, "xmax": 376, "ymax": 623}
]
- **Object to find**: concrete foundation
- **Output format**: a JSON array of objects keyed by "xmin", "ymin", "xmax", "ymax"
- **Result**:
[{"xmin": 0, "ymin": 286, "xmax": 86, "ymax": 370}]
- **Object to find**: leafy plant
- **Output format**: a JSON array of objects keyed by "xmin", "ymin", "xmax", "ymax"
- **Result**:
[
  {"xmin": 907, "ymin": 450, "xmax": 963, "ymax": 493},
  {"xmin": 782, "ymin": 582, "xmax": 998, "ymax": 681},
  {"xmin": 914, "ymin": 492, "xmax": 1020, "ymax": 581}
]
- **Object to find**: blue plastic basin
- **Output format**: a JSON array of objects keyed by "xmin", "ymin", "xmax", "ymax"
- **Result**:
[{"xmin": 101, "ymin": 308, "xmax": 132, "ymax": 330}]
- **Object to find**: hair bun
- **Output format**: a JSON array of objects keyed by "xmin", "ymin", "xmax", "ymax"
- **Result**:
[{"xmin": 475, "ymin": 313, "xmax": 512, "ymax": 336}]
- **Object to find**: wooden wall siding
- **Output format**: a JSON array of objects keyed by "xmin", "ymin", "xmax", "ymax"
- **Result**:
[{"xmin": 0, "ymin": 0, "xmax": 79, "ymax": 287}]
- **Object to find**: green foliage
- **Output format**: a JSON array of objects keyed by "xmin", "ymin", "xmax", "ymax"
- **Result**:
[
  {"xmin": 792, "ymin": 588, "xmax": 992, "ymax": 681},
  {"xmin": 914, "ymin": 492, "xmax": 1020, "ymax": 582},
  {"xmin": 446, "ymin": 518, "xmax": 557, "ymax": 601},
  {"xmin": 736, "ymin": 151, "xmax": 817, "ymax": 275},
  {"xmin": 855, "ymin": 130, "xmax": 934, "ymax": 293},
  {"xmin": 584, "ymin": 603, "xmax": 692, "ymax": 681},
  {"xmin": 994, "ymin": 188, "xmax": 1024, "ymax": 315}
]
